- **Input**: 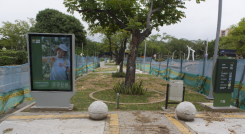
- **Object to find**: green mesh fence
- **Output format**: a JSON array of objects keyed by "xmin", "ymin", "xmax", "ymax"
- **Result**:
[
  {"xmin": 126, "ymin": 57, "xmax": 245, "ymax": 110},
  {"xmin": 0, "ymin": 55, "xmax": 100, "ymax": 114}
]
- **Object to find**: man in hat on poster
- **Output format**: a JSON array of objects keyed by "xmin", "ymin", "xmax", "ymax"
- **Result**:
[{"xmin": 42, "ymin": 44, "xmax": 70, "ymax": 80}]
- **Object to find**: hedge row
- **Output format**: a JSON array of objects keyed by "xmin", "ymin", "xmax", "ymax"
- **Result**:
[{"xmin": 0, "ymin": 51, "xmax": 28, "ymax": 66}]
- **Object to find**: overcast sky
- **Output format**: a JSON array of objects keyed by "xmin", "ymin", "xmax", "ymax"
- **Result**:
[{"xmin": 0, "ymin": 0, "xmax": 245, "ymax": 42}]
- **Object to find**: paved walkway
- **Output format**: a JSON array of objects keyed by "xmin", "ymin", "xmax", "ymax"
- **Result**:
[
  {"xmin": 1, "ymin": 110, "xmax": 182, "ymax": 134},
  {"xmin": 2, "ymin": 109, "xmax": 245, "ymax": 134}
]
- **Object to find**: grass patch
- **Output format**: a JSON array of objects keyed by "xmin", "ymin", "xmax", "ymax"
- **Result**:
[
  {"xmin": 93, "ymin": 83, "xmax": 109, "ymax": 87},
  {"xmin": 71, "ymin": 87, "xmax": 211, "ymax": 111},
  {"xmin": 135, "ymin": 74, "xmax": 154, "ymax": 77},
  {"xmin": 94, "ymin": 66, "xmax": 119, "ymax": 72},
  {"xmin": 87, "ymin": 73, "xmax": 99, "ymax": 76},
  {"xmin": 71, "ymin": 66, "xmax": 214, "ymax": 111},
  {"xmin": 93, "ymin": 89, "xmax": 163, "ymax": 103},
  {"xmin": 160, "ymin": 83, "xmax": 167, "ymax": 86},
  {"xmin": 102, "ymin": 73, "xmax": 111, "ymax": 76},
  {"xmin": 105, "ymin": 64, "xmax": 117, "ymax": 66}
]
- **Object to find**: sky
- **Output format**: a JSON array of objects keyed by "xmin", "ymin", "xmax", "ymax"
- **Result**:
[{"xmin": 0, "ymin": 0, "xmax": 245, "ymax": 42}]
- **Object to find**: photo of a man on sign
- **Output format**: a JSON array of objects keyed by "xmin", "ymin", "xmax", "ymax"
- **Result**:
[{"xmin": 42, "ymin": 44, "xmax": 70, "ymax": 80}]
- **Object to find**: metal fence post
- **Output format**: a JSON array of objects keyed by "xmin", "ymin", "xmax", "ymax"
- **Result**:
[
  {"xmin": 86, "ymin": 49, "xmax": 88, "ymax": 73},
  {"xmin": 166, "ymin": 57, "xmax": 169, "ymax": 80},
  {"xmin": 202, "ymin": 41, "xmax": 207, "ymax": 76},
  {"xmin": 158, "ymin": 50, "xmax": 162, "ymax": 76},
  {"xmin": 150, "ymin": 50, "xmax": 153, "ymax": 74}
]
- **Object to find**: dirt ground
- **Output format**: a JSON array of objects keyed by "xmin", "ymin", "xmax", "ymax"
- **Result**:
[{"xmin": 75, "ymin": 69, "xmax": 169, "ymax": 93}]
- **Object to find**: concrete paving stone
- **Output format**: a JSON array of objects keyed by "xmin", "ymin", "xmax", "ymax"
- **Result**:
[{"xmin": 108, "ymin": 111, "xmax": 182, "ymax": 134}]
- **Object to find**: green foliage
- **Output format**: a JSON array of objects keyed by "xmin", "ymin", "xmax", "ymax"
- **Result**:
[
  {"xmin": 100, "ymin": 58, "xmax": 104, "ymax": 61},
  {"xmin": 113, "ymin": 80, "xmax": 147, "ymax": 95},
  {"xmin": 83, "ymin": 39, "xmax": 103, "ymax": 56},
  {"xmin": 0, "ymin": 51, "xmax": 27, "ymax": 65},
  {"xmin": 220, "ymin": 18, "xmax": 245, "ymax": 56},
  {"xmin": 112, "ymin": 72, "xmax": 126, "ymax": 78},
  {"xmin": 15, "ymin": 51, "xmax": 28, "ymax": 64},
  {"xmin": 0, "ymin": 20, "xmax": 31, "ymax": 50},
  {"xmin": 0, "ymin": 56, "xmax": 17, "ymax": 66},
  {"xmin": 30, "ymin": 9, "xmax": 87, "ymax": 53}
]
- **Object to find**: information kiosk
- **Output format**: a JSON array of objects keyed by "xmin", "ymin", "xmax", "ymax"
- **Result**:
[
  {"xmin": 212, "ymin": 49, "xmax": 237, "ymax": 107},
  {"xmin": 27, "ymin": 33, "xmax": 75, "ymax": 109}
]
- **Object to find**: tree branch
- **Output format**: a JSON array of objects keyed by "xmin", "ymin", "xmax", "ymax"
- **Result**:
[
  {"xmin": 152, "ymin": 2, "xmax": 168, "ymax": 14},
  {"xmin": 76, "ymin": 9, "xmax": 127, "ymax": 29},
  {"xmin": 146, "ymin": 0, "xmax": 154, "ymax": 30}
]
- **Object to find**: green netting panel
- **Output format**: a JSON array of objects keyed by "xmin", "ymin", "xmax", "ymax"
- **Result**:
[
  {"xmin": 183, "ymin": 72, "xmax": 198, "ymax": 91},
  {"xmin": 203, "ymin": 77, "xmax": 211, "ymax": 96},
  {"xmin": 196, "ymin": 75, "xmax": 209, "ymax": 94},
  {"xmin": 238, "ymin": 83, "xmax": 245, "ymax": 110},
  {"xmin": 0, "ymin": 85, "xmax": 33, "ymax": 114},
  {"xmin": 150, "ymin": 67, "xmax": 159, "ymax": 76},
  {"xmin": 75, "ymin": 65, "xmax": 87, "ymax": 79},
  {"xmin": 158, "ymin": 68, "xmax": 167, "ymax": 79},
  {"xmin": 136, "ymin": 63, "xmax": 151, "ymax": 73},
  {"xmin": 231, "ymin": 81, "xmax": 240, "ymax": 107},
  {"xmin": 168, "ymin": 69, "xmax": 184, "ymax": 80}
]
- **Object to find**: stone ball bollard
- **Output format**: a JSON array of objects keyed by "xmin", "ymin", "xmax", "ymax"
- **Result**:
[
  {"xmin": 175, "ymin": 101, "xmax": 196, "ymax": 121},
  {"xmin": 88, "ymin": 101, "xmax": 108, "ymax": 120}
]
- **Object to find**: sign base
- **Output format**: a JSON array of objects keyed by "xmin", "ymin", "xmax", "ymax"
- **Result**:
[
  {"xmin": 30, "ymin": 104, "xmax": 74, "ymax": 112},
  {"xmin": 200, "ymin": 103, "xmax": 238, "ymax": 112},
  {"xmin": 31, "ymin": 91, "xmax": 75, "ymax": 107},
  {"xmin": 213, "ymin": 92, "xmax": 231, "ymax": 107}
]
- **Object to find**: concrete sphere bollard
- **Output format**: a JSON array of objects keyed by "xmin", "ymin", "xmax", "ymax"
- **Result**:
[
  {"xmin": 88, "ymin": 101, "xmax": 108, "ymax": 120},
  {"xmin": 175, "ymin": 101, "xmax": 196, "ymax": 121}
]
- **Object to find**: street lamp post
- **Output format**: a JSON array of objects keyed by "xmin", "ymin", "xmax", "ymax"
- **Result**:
[{"xmin": 206, "ymin": 0, "xmax": 223, "ymax": 100}]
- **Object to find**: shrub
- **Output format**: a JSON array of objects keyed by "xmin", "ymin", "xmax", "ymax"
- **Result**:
[
  {"xmin": 113, "ymin": 80, "xmax": 147, "ymax": 95},
  {"xmin": 100, "ymin": 58, "xmax": 104, "ymax": 61},
  {"xmin": 15, "ymin": 51, "xmax": 28, "ymax": 64},
  {"xmin": 0, "ymin": 56, "xmax": 17, "ymax": 66},
  {"xmin": 112, "ymin": 72, "xmax": 126, "ymax": 78},
  {"xmin": 109, "ymin": 60, "xmax": 114, "ymax": 63},
  {"xmin": 0, "ymin": 51, "xmax": 27, "ymax": 65}
]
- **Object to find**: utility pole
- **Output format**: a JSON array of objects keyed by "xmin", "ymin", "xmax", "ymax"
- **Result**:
[{"xmin": 206, "ymin": 0, "xmax": 222, "ymax": 100}]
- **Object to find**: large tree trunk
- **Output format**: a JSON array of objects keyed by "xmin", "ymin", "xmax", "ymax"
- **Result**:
[
  {"xmin": 125, "ymin": 30, "xmax": 140, "ymax": 87},
  {"xmin": 125, "ymin": 29, "xmax": 151, "ymax": 88}
]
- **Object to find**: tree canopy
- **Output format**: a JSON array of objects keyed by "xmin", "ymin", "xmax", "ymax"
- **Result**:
[
  {"xmin": 30, "ymin": 8, "xmax": 87, "ymax": 50},
  {"xmin": 64, "ymin": 0, "xmax": 205, "ymax": 87},
  {"xmin": 219, "ymin": 17, "xmax": 245, "ymax": 56},
  {"xmin": 0, "ymin": 20, "xmax": 31, "ymax": 50}
]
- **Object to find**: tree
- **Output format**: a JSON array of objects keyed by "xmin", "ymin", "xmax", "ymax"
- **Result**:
[
  {"xmin": 89, "ymin": 26, "xmax": 115, "ymax": 60},
  {"xmin": 0, "ymin": 20, "xmax": 30, "ymax": 50},
  {"xmin": 83, "ymin": 39, "xmax": 102, "ymax": 57},
  {"xmin": 30, "ymin": 8, "xmax": 87, "ymax": 54},
  {"xmin": 219, "ymin": 18, "xmax": 245, "ymax": 56},
  {"xmin": 93, "ymin": 29, "xmax": 130, "ymax": 72},
  {"xmin": 64, "ymin": 0, "xmax": 204, "ymax": 87},
  {"xmin": 207, "ymin": 39, "xmax": 215, "ymax": 59}
]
